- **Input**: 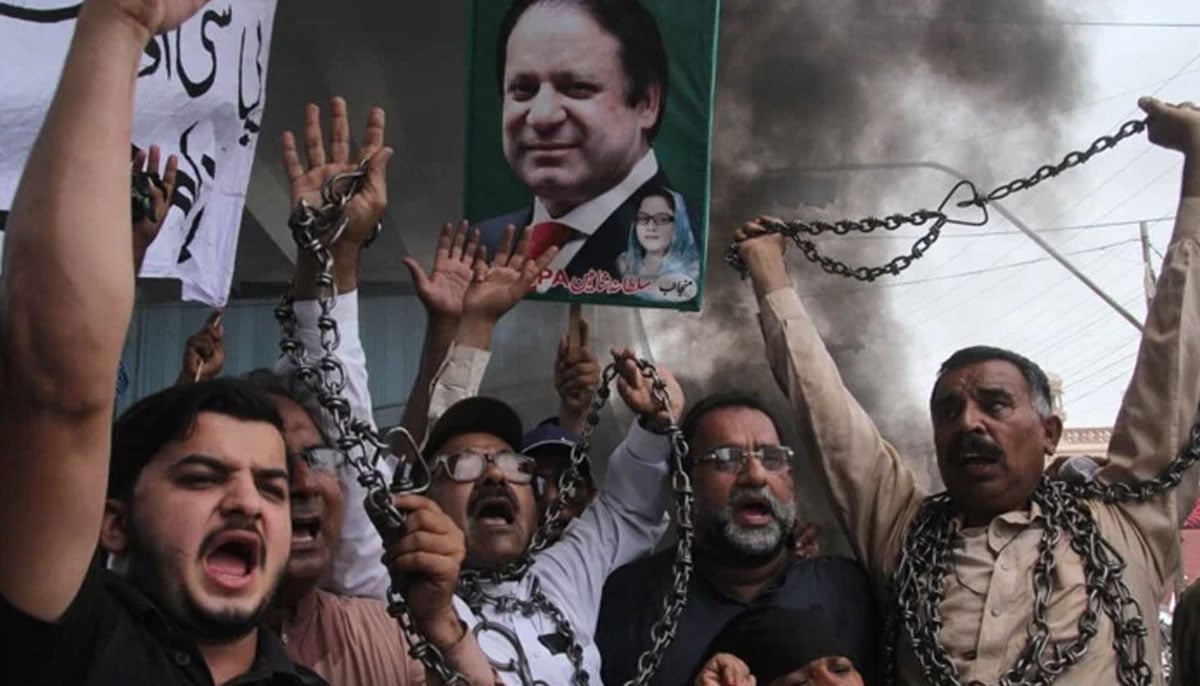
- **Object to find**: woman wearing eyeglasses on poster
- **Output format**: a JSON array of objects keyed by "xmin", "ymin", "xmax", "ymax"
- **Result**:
[{"xmin": 616, "ymin": 186, "xmax": 701, "ymax": 301}]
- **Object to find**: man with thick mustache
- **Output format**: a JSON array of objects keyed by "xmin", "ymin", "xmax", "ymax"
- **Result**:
[
  {"xmin": 596, "ymin": 391, "xmax": 876, "ymax": 686},
  {"xmin": 733, "ymin": 98, "xmax": 1200, "ymax": 684}
]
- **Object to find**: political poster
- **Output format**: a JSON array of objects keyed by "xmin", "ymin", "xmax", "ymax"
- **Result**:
[{"xmin": 464, "ymin": 0, "xmax": 720, "ymax": 310}]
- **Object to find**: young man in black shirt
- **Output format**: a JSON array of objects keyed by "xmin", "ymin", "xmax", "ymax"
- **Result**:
[{"xmin": 0, "ymin": 1, "xmax": 321, "ymax": 683}]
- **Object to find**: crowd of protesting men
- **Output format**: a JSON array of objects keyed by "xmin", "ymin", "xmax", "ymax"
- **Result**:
[{"xmin": 4, "ymin": 1, "xmax": 1200, "ymax": 685}]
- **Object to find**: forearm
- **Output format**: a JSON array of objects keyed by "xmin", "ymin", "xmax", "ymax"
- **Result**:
[
  {"xmin": 0, "ymin": 2, "xmax": 152, "ymax": 623},
  {"xmin": 1182, "ymin": 140, "xmax": 1200, "ymax": 201},
  {"xmin": 535, "ymin": 422, "xmax": 669, "ymax": 613},
  {"xmin": 427, "ymin": 342, "xmax": 490, "ymax": 430},
  {"xmin": 294, "ymin": 244, "xmax": 359, "ymax": 299},
  {"xmin": 557, "ymin": 404, "xmax": 587, "ymax": 435},
  {"xmin": 401, "ymin": 316, "xmax": 459, "ymax": 445},
  {"xmin": 758, "ymin": 288, "xmax": 921, "ymax": 578},
  {"xmin": 744, "ymin": 250, "xmax": 792, "ymax": 303},
  {"xmin": 1105, "ymin": 197, "xmax": 1200, "ymax": 477},
  {"xmin": 454, "ymin": 313, "xmax": 496, "ymax": 350},
  {"xmin": 3, "ymin": 6, "xmax": 147, "ymax": 409},
  {"xmin": 1100, "ymin": 194, "xmax": 1200, "ymax": 580},
  {"xmin": 423, "ymin": 609, "xmax": 507, "ymax": 686}
]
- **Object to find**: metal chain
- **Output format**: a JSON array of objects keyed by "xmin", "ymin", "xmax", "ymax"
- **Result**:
[
  {"xmin": 274, "ymin": 161, "xmax": 470, "ymax": 685},
  {"xmin": 724, "ymin": 119, "xmax": 1148, "ymax": 281},
  {"xmin": 277, "ymin": 161, "xmax": 694, "ymax": 686},
  {"xmin": 884, "ymin": 411, "xmax": 1200, "ymax": 686},
  {"xmin": 457, "ymin": 360, "xmax": 695, "ymax": 686},
  {"xmin": 459, "ymin": 577, "xmax": 587, "ymax": 686}
]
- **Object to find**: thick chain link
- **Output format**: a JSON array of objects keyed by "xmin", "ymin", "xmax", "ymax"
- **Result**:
[
  {"xmin": 885, "ymin": 411, "xmax": 1200, "ymax": 686},
  {"xmin": 457, "ymin": 360, "xmax": 695, "ymax": 686},
  {"xmin": 274, "ymin": 161, "xmax": 469, "ymax": 685},
  {"xmin": 277, "ymin": 163, "xmax": 693, "ymax": 685},
  {"xmin": 724, "ymin": 119, "xmax": 1148, "ymax": 281}
]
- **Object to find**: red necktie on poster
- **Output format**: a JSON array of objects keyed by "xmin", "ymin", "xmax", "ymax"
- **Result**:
[{"xmin": 526, "ymin": 221, "xmax": 575, "ymax": 261}]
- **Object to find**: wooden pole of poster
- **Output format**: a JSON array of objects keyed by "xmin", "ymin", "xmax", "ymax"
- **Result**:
[{"xmin": 567, "ymin": 302, "xmax": 583, "ymax": 356}]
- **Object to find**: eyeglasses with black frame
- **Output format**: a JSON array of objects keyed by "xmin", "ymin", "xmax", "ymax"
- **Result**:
[
  {"xmin": 695, "ymin": 445, "xmax": 794, "ymax": 473},
  {"xmin": 296, "ymin": 446, "xmax": 345, "ymax": 473},
  {"xmin": 635, "ymin": 212, "xmax": 675, "ymax": 227},
  {"xmin": 431, "ymin": 450, "xmax": 537, "ymax": 484}
]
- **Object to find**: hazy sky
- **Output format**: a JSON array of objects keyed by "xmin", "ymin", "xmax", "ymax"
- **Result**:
[{"xmin": 856, "ymin": 0, "xmax": 1200, "ymax": 427}]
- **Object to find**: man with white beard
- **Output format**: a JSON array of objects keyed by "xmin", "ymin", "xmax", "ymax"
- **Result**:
[{"xmin": 596, "ymin": 392, "xmax": 878, "ymax": 686}]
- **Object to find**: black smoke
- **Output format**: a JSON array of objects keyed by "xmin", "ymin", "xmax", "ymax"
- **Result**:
[{"xmin": 646, "ymin": 0, "xmax": 1084, "ymax": 533}]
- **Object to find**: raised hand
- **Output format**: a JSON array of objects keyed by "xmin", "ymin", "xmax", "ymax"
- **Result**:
[
  {"xmin": 733, "ymin": 216, "xmax": 788, "ymax": 264},
  {"xmin": 402, "ymin": 221, "xmax": 481, "ymax": 320},
  {"xmin": 177, "ymin": 310, "xmax": 224, "ymax": 384},
  {"xmin": 612, "ymin": 346, "xmax": 684, "ymax": 433},
  {"xmin": 461, "ymin": 224, "xmax": 558, "ymax": 323},
  {"xmin": 89, "ymin": 0, "xmax": 210, "ymax": 37},
  {"xmin": 384, "ymin": 494, "xmax": 467, "ymax": 648},
  {"xmin": 281, "ymin": 97, "xmax": 394, "ymax": 252},
  {"xmin": 733, "ymin": 216, "xmax": 793, "ymax": 298},
  {"xmin": 1140, "ymin": 97, "xmax": 1200, "ymax": 154},
  {"xmin": 131, "ymin": 144, "xmax": 179, "ymax": 270},
  {"xmin": 694, "ymin": 653, "xmax": 756, "ymax": 686},
  {"xmin": 556, "ymin": 318, "xmax": 601, "ymax": 432}
]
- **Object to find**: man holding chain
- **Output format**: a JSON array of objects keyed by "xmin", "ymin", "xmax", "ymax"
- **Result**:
[
  {"xmin": 380, "ymin": 236, "xmax": 686, "ymax": 684},
  {"xmin": 732, "ymin": 96, "xmax": 1200, "ymax": 685},
  {"xmin": 271, "ymin": 97, "xmax": 687, "ymax": 683}
]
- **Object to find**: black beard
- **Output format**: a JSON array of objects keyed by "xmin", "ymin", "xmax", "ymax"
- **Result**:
[{"xmin": 125, "ymin": 513, "xmax": 277, "ymax": 642}]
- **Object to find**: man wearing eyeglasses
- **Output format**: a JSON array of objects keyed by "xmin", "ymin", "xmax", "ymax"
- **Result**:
[
  {"xmin": 249, "ymin": 99, "xmax": 502, "ymax": 684},
  {"xmin": 399, "ymin": 357, "xmax": 683, "ymax": 684},
  {"xmin": 595, "ymin": 391, "xmax": 877, "ymax": 686},
  {"xmin": 235, "ymin": 372, "xmax": 498, "ymax": 685}
]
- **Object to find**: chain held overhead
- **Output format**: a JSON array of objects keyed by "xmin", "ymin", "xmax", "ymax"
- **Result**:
[
  {"xmin": 276, "ymin": 164, "xmax": 696, "ymax": 686},
  {"xmin": 275, "ymin": 160, "xmax": 471, "ymax": 685},
  {"xmin": 724, "ymin": 118, "xmax": 1148, "ymax": 282}
]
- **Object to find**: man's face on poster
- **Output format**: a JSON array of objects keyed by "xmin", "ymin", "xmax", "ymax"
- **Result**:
[{"xmin": 502, "ymin": 3, "xmax": 661, "ymax": 214}]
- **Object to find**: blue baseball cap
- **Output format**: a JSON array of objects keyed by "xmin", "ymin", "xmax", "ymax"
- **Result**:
[{"xmin": 520, "ymin": 420, "xmax": 582, "ymax": 456}]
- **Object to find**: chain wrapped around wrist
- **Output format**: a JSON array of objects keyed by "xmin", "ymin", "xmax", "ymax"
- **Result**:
[{"xmin": 275, "ymin": 159, "xmax": 470, "ymax": 685}]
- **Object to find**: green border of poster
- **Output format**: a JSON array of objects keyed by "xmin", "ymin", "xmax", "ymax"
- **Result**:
[{"xmin": 463, "ymin": 0, "xmax": 721, "ymax": 312}]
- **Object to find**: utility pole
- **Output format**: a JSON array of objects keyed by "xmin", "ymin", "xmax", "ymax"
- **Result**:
[{"xmin": 1139, "ymin": 220, "xmax": 1157, "ymax": 307}]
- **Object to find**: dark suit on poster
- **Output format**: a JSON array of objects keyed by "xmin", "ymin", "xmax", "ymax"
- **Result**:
[{"xmin": 476, "ymin": 168, "xmax": 696, "ymax": 281}]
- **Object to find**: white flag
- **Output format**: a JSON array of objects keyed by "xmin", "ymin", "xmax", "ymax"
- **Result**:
[{"xmin": 0, "ymin": 1, "xmax": 278, "ymax": 306}]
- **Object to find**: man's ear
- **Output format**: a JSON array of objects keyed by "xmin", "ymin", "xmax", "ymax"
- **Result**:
[
  {"xmin": 99, "ymin": 499, "xmax": 130, "ymax": 555},
  {"xmin": 1042, "ymin": 413, "xmax": 1064, "ymax": 456},
  {"xmin": 636, "ymin": 83, "xmax": 663, "ymax": 132}
]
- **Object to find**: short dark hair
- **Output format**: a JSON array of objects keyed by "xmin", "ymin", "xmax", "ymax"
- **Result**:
[
  {"xmin": 108, "ymin": 379, "xmax": 285, "ymax": 502},
  {"xmin": 496, "ymin": 0, "xmax": 670, "ymax": 138},
  {"xmin": 241, "ymin": 367, "xmax": 332, "ymax": 450},
  {"xmin": 933, "ymin": 345, "xmax": 1054, "ymax": 417},
  {"xmin": 680, "ymin": 391, "xmax": 785, "ymax": 468}
]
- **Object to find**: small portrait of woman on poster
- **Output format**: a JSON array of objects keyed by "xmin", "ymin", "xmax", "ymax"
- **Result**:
[{"xmin": 616, "ymin": 186, "xmax": 701, "ymax": 300}]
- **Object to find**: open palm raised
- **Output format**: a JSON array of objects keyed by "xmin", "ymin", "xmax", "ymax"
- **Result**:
[
  {"xmin": 461, "ymin": 225, "xmax": 558, "ymax": 322},
  {"xmin": 403, "ymin": 221, "xmax": 480, "ymax": 319},
  {"xmin": 281, "ymin": 97, "xmax": 394, "ymax": 250}
]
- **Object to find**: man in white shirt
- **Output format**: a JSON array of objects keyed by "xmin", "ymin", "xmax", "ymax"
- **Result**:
[
  {"xmin": 476, "ymin": 0, "xmax": 700, "ymax": 294},
  {"xmin": 411, "ymin": 380, "xmax": 679, "ymax": 685}
]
